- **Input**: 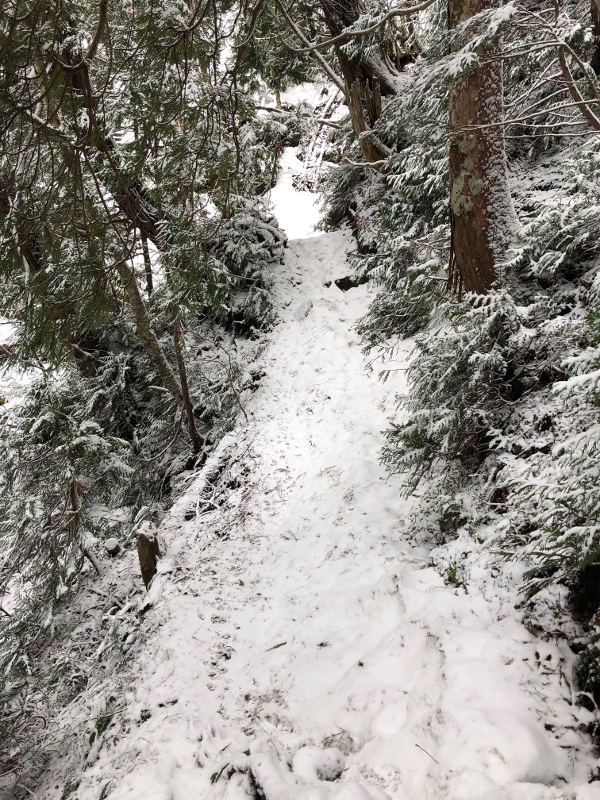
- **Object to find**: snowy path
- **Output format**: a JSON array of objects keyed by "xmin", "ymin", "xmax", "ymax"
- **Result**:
[{"xmin": 72, "ymin": 152, "xmax": 599, "ymax": 800}]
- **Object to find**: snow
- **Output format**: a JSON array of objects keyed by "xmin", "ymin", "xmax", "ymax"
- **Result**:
[
  {"xmin": 104, "ymin": 538, "xmax": 121, "ymax": 555},
  {"xmin": 268, "ymin": 147, "xmax": 324, "ymax": 239},
  {"xmin": 0, "ymin": 319, "xmax": 36, "ymax": 407},
  {"xmin": 43, "ymin": 153, "xmax": 600, "ymax": 800},
  {"xmin": 281, "ymin": 82, "xmax": 333, "ymax": 108}
]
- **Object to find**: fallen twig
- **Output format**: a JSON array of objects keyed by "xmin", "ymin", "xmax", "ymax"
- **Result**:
[{"xmin": 415, "ymin": 743, "xmax": 439, "ymax": 764}]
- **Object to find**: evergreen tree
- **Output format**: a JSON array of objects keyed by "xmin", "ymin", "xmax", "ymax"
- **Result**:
[{"xmin": 0, "ymin": 0, "xmax": 289, "ymax": 773}]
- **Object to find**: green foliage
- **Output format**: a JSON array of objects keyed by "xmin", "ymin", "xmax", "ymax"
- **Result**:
[
  {"xmin": 346, "ymin": 26, "xmax": 450, "ymax": 346},
  {"xmin": 341, "ymin": 0, "xmax": 600, "ymax": 640},
  {"xmin": 382, "ymin": 291, "xmax": 529, "ymax": 494},
  {"xmin": 235, "ymin": 0, "xmax": 317, "ymax": 95},
  {"xmin": 0, "ymin": 362, "xmax": 131, "ymax": 675},
  {"xmin": 484, "ymin": 139, "xmax": 600, "ymax": 599},
  {"xmin": 407, "ymin": 471, "xmax": 467, "ymax": 545},
  {"xmin": 0, "ymin": 0, "xmax": 288, "ymax": 370},
  {"xmin": 0, "ymin": 0, "xmax": 297, "ymax": 779},
  {"xmin": 320, "ymin": 164, "xmax": 366, "ymax": 229},
  {"xmin": 493, "ymin": 285, "xmax": 600, "ymax": 594},
  {"xmin": 88, "ymin": 695, "xmax": 118, "ymax": 745}
]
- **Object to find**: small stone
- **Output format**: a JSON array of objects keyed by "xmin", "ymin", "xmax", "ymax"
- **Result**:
[
  {"xmin": 334, "ymin": 275, "xmax": 368, "ymax": 292},
  {"xmin": 104, "ymin": 538, "xmax": 121, "ymax": 557}
]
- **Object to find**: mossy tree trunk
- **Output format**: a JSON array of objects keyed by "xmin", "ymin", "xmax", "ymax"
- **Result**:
[{"xmin": 447, "ymin": 0, "xmax": 516, "ymax": 295}]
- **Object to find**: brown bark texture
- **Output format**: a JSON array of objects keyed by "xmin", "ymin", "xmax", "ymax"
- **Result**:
[
  {"xmin": 173, "ymin": 318, "xmax": 204, "ymax": 453},
  {"xmin": 592, "ymin": 0, "xmax": 600, "ymax": 74},
  {"xmin": 137, "ymin": 529, "xmax": 161, "ymax": 589},
  {"xmin": 320, "ymin": 0, "xmax": 391, "ymax": 162},
  {"xmin": 448, "ymin": 0, "xmax": 515, "ymax": 294}
]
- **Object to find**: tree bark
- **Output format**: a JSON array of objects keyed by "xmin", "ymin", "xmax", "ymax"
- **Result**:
[
  {"xmin": 347, "ymin": 79, "xmax": 389, "ymax": 163},
  {"xmin": 447, "ymin": 0, "xmax": 516, "ymax": 294},
  {"xmin": 592, "ymin": 0, "xmax": 600, "ymax": 74},
  {"xmin": 141, "ymin": 231, "xmax": 154, "ymax": 296},
  {"xmin": 70, "ymin": 480, "xmax": 102, "ymax": 575},
  {"xmin": 173, "ymin": 318, "xmax": 204, "ymax": 453},
  {"xmin": 114, "ymin": 260, "xmax": 183, "ymax": 405},
  {"xmin": 137, "ymin": 525, "xmax": 160, "ymax": 589},
  {"xmin": 319, "ymin": 0, "xmax": 394, "ymax": 162}
]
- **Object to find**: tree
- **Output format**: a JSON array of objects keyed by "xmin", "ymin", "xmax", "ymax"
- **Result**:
[
  {"xmin": 447, "ymin": 0, "xmax": 517, "ymax": 295},
  {"xmin": 0, "ymin": 0, "xmax": 287, "ymax": 758},
  {"xmin": 0, "ymin": 0, "xmax": 284, "ymax": 450},
  {"xmin": 273, "ymin": 0, "xmax": 408, "ymax": 162}
]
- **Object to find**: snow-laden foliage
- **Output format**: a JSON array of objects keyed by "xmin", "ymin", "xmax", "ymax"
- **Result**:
[
  {"xmin": 482, "ymin": 142, "xmax": 600, "ymax": 596},
  {"xmin": 0, "ymin": 362, "xmax": 130, "ymax": 777},
  {"xmin": 339, "ymin": 11, "xmax": 450, "ymax": 346},
  {"xmin": 329, "ymin": 0, "xmax": 600, "ymax": 613},
  {"xmin": 507, "ymin": 140, "xmax": 600, "ymax": 286},
  {"xmin": 0, "ymin": 0, "xmax": 301, "ymax": 779},
  {"xmin": 0, "ymin": 363, "xmax": 131, "ymax": 669},
  {"xmin": 0, "ymin": 319, "xmax": 264, "ymax": 781},
  {"xmin": 493, "ymin": 283, "xmax": 600, "ymax": 593},
  {"xmin": 382, "ymin": 291, "xmax": 529, "ymax": 494}
]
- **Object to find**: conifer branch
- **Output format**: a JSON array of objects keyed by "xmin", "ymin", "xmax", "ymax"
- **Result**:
[{"xmin": 277, "ymin": 0, "xmax": 439, "ymax": 54}]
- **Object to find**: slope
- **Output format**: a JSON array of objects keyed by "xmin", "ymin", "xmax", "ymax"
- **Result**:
[{"xmin": 48, "ymin": 148, "xmax": 600, "ymax": 800}]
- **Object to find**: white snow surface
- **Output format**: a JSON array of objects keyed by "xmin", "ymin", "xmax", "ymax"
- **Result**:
[
  {"xmin": 268, "ymin": 147, "xmax": 323, "ymax": 240},
  {"xmin": 0, "ymin": 320, "xmax": 30, "ymax": 408},
  {"xmin": 60, "ymin": 154, "xmax": 600, "ymax": 800}
]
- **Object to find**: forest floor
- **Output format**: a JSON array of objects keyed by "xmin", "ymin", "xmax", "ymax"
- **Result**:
[{"xmin": 45, "ymin": 148, "xmax": 600, "ymax": 800}]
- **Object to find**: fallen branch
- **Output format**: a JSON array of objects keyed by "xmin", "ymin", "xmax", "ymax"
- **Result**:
[
  {"xmin": 343, "ymin": 156, "xmax": 388, "ymax": 170},
  {"xmin": 415, "ymin": 743, "xmax": 439, "ymax": 764}
]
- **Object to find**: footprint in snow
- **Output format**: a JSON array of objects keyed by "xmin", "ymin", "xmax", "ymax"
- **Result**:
[{"xmin": 293, "ymin": 301, "xmax": 313, "ymax": 320}]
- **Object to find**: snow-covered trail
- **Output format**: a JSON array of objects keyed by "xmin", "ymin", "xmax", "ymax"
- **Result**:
[{"xmin": 72, "ymin": 151, "xmax": 599, "ymax": 800}]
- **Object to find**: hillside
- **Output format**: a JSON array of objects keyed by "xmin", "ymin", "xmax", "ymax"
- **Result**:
[{"xmin": 30, "ymin": 147, "xmax": 600, "ymax": 800}]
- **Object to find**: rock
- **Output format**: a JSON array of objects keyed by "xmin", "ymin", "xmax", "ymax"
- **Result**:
[
  {"xmin": 104, "ymin": 537, "xmax": 121, "ymax": 557},
  {"xmin": 334, "ymin": 275, "xmax": 369, "ymax": 292},
  {"xmin": 324, "ymin": 281, "xmax": 332, "ymax": 288},
  {"xmin": 293, "ymin": 300, "xmax": 313, "ymax": 320}
]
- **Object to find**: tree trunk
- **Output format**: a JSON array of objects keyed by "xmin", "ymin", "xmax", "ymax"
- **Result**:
[
  {"xmin": 347, "ymin": 80, "xmax": 389, "ymax": 163},
  {"xmin": 319, "ymin": 0, "xmax": 394, "ymax": 162},
  {"xmin": 591, "ymin": 0, "xmax": 600, "ymax": 75},
  {"xmin": 137, "ymin": 525, "xmax": 160, "ymax": 589},
  {"xmin": 173, "ymin": 318, "xmax": 204, "ymax": 453},
  {"xmin": 447, "ymin": 0, "xmax": 516, "ymax": 294},
  {"xmin": 114, "ymin": 260, "xmax": 183, "ymax": 405},
  {"xmin": 141, "ymin": 231, "xmax": 154, "ymax": 296},
  {"xmin": 70, "ymin": 479, "xmax": 102, "ymax": 575}
]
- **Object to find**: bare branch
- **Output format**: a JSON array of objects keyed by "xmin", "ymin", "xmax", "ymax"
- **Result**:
[
  {"xmin": 86, "ymin": 0, "xmax": 109, "ymax": 62},
  {"xmin": 274, "ymin": 0, "xmax": 345, "ymax": 90},
  {"xmin": 277, "ymin": 0, "xmax": 439, "ymax": 54},
  {"xmin": 343, "ymin": 156, "xmax": 388, "ymax": 169},
  {"xmin": 558, "ymin": 46, "xmax": 600, "ymax": 130}
]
